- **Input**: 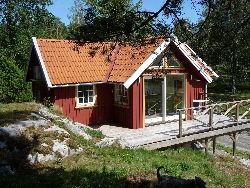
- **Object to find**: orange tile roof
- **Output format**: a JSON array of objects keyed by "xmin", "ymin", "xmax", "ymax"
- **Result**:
[
  {"xmin": 34, "ymin": 37, "xmax": 217, "ymax": 86},
  {"xmin": 179, "ymin": 43, "xmax": 218, "ymax": 78},
  {"xmin": 36, "ymin": 38, "xmax": 164, "ymax": 86},
  {"xmin": 37, "ymin": 39, "xmax": 112, "ymax": 85},
  {"xmin": 108, "ymin": 39, "xmax": 164, "ymax": 82}
]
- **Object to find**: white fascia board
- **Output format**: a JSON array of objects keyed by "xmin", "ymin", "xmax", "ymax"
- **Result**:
[
  {"xmin": 123, "ymin": 39, "xmax": 170, "ymax": 89},
  {"xmin": 174, "ymin": 41, "xmax": 213, "ymax": 83},
  {"xmin": 32, "ymin": 37, "xmax": 53, "ymax": 88},
  {"xmin": 51, "ymin": 81, "xmax": 104, "ymax": 88},
  {"xmin": 207, "ymin": 66, "xmax": 219, "ymax": 78}
]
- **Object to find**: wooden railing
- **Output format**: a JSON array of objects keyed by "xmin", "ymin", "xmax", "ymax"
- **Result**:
[{"xmin": 177, "ymin": 99, "xmax": 250, "ymax": 138}]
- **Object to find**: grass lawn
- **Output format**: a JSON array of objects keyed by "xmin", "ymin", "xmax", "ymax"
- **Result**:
[
  {"xmin": 0, "ymin": 102, "xmax": 38, "ymax": 126},
  {"xmin": 0, "ymin": 102, "xmax": 250, "ymax": 187}
]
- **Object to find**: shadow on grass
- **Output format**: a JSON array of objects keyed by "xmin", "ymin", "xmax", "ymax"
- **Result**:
[
  {"xmin": 0, "ymin": 110, "xmax": 36, "ymax": 126},
  {"xmin": 0, "ymin": 132, "xmax": 154, "ymax": 187},
  {"xmin": 0, "ymin": 132, "xmax": 39, "ymax": 172},
  {"xmin": 0, "ymin": 166, "xmax": 154, "ymax": 188}
]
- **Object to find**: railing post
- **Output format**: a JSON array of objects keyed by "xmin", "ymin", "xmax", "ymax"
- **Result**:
[
  {"xmin": 232, "ymin": 132, "xmax": 237, "ymax": 157},
  {"xmin": 209, "ymin": 106, "xmax": 213, "ymax": 129},
  {"xmin": 236, "ymin": 102, "xmax": 240, "ymax": 124},
  {"xmin": 212, "ymin": 137, "xmax": 216, "ymax": 154},
  {"xmin": 179, "ymin": 110, "xmax": 183, "ymax": 137}
]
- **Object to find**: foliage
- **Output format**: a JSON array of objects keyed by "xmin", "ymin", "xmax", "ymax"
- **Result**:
[
  {"xmin": 68, "ymin": 0, "xmax": 182, "ymax": 42},
  {"xmin": 0, "ymin": 54, "xmax": 32, "ymax": 102},
  {"xmin": 68, "ymin": 0, "xmax": 152, "ymax": 42},
  {"xmin": 0, "ymin": 0, "xmax": 67, "ymax": 103},
  {"xmin": 191, "ymin": 0, "xmax": 250, "ymax": 94}
]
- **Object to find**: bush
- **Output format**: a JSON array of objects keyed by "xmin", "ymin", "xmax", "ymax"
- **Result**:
[{"xmin": 0, "ymin": 56, "xmax": 32, "ymax": 103}]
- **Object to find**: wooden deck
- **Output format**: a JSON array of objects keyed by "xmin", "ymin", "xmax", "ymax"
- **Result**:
[
  {"xmin": 141, "ymin": 119, "xmax": 250, "ymax": 150},
  {"xmin": 99, "ymin": 99, "xmax": 250, "ymax": 152}
]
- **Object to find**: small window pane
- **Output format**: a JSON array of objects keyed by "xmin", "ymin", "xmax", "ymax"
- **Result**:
[
  {"xmin": 114, "ymin": 84, "xmax": 128, "ymax": 105},
  {"xmin": 85, "ymin": 85, "xmax": 93, "ymax": 90},
  {"xmin": 84, "ymin": 91, "xmax": 88, "ymax": 98},
  {"xmin": 79, "ymin": 98, "xmax": 83, "ymax": 103},
  {"xmin": 78, "ymin": 91, "xmax": 83, "ymax": 97},
  {"xmin": 84, "ymin": 97, "xmax": 88, "ymax": 103},
  {"xmin": 89, "ymin": 91, "xmax": 93, "ymax": 96},
  {"xmin": 89, "ymin": 97, "xmax": 93, "ymax": 102}
]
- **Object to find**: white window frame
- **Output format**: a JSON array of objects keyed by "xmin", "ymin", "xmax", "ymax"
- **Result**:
[
  {"xmin": 114, "ymin": 84, "xmax": 129, "ymax": 105},
  {"xmin": 76, "ymin": 85, "xmax": 96, "ymax": 108}
]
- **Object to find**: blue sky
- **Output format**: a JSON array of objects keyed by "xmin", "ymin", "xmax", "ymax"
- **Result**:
[{"xmin": 47, "ymin": 0, "xmax": 203, "ymax": 25}]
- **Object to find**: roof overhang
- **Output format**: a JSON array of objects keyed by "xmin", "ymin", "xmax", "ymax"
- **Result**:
[
  {"xmin": 124, "ymin": 36, "xmax": 219, "ymax": 88},
  {"xmin": 123, "ymin": 38, "xmax": 171, "ymax": 88},
  {"xmin": 32, "ymin": 37, "xmax": 53, "ymax": 88},
  {"xmin": 172, "ymin": 40, "xmax": 218, "ymax": 83}
]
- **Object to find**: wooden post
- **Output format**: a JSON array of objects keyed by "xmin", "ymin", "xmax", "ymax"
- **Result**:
[
  {"xmin": 212, "ymin": 137, "xmax": 216, "ymax": 154},
  {"xmin": 236, "ymin": 103, "xmax": 240, "ymax": 124},
  {"xmin": 209, "ymin": 106, "xmax": 213, "ymax": 129},
  {"xmin": 179, "ymin": 110, "xmax": 183, "ymax": 138},
  {"xmin": 205, "ymin": 139, "xmax": 209, "ymax": 154},
  {"xmin": 162, "ymin": 76, "xmax": 167, "ymax": 122},
  {"xmin": 232, "ymin": 132, "xmax": 236, "ymax": 157}
]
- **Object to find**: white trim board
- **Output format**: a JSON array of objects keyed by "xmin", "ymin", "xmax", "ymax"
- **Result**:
[
  {"xmin": 173, "ymin": 41, "xmax": 213, "ymax": 83},
  {"xmin": 32, "ymin": 37, "xmax": 52, "ymax": 88},
  {"xmin": 51, "ymin": 81, "xmax": 104, "ymax": 88},
  {"xmin": 123, "ymin": 39, "xmax": 171, "ymax": 89}
]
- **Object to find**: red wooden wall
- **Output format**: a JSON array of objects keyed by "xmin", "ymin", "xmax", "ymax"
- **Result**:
[
  {"xmin": 109, "ymin": 78, "xmax": 144, "ymax": 129},
  {"xmin": 52, "ymin": 80, "xmax": 144, "ymax": 129},
  {"xmin": 53, "ymin": 84, "xmax": 114, "ymax": 126},
  {"xmin": 186, "ymin": 74, "xmax": 206, "ymax": 119}
]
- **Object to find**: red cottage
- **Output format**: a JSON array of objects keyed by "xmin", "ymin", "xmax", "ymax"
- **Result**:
[{"xmin": 26, "ymin": 35, "xmax": 218, "ymax": 129}]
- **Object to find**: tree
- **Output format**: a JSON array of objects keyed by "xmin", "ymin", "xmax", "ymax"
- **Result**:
[
  {"xmin": 191, "ymin": 0, "xmax": 250, "ymax": 94},
  {"xmin": 68, "ymin": 0, "xmax": 156, "ymax": 42},
  {"xmin": 68, "ymin": 0, "xmax": 194, "ymax": 42},
  {"xmin": 0, "ymin": 0, "xmax": 68, "ymax": 102}
]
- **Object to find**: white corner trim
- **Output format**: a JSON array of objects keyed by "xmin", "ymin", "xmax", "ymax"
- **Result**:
[
  {"xmin": 123, "ymin": 39, "xmax": 170, "ymax": 88},
  {"xmin": 32, "ymin": 37, "xmax": 53, "ymax": 88},
  {"xmin": 174, "ymin": 41, "xmax": 213, "ymax": 83}
]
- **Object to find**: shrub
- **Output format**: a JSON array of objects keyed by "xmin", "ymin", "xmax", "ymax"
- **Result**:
[{"xmin": 0, "ymin": 55, "xmax": 32, "ymax": 103}]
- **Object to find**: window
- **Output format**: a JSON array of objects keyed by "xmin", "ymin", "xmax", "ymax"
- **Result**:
[
  {"xmin": 164, "ymin": 51, "xmax": 182, "ymax": 67},
  {"xmin": 76, "ymin": 85, "xmax": 96, "ymax": 107},
  {"xmin": 149, "ymin": 49, "xmax": 182, "ymax": 68},
  {"xmin": 114, "ymin": 84, "xmax": 128, "ymax": 105},
  {"xmin": 33, "ymin": 66, "xmax": 42, "ymax": 80}
]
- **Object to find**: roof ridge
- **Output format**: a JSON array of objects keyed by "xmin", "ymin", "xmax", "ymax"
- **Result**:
[{"xmin": 103, "ymin": 43, "xmax": 120, "ymax": 82}]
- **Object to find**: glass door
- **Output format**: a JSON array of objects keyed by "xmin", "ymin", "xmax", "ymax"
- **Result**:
[
  {"xmin": 166, "ymin": 75, "xmax": 185, "ymax": 115},
  {"xmin": 145, "ymin": 78, "xmax": 163, "ymax": 118}
]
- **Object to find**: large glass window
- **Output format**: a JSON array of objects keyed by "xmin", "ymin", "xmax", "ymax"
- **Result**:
[
  {"xmin": 77, "ymin": 85, "xmax": 96, "ymax": 106},
  {"xmin": 145, "ymin": 78, "xmax": 163, "ymax": 116},
  {"xmin": 150, "ymin": 49, "xmax": 182, "ymax": 68},
  {"xmin": 114, "ymin": 84, "xmax": 128, "ymax": 105},
  {"xmin": 166, "ymin": 75, "xmax": 185, "ymax": 114}
]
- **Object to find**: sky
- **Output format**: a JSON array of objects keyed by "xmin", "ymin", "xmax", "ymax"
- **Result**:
[{"xmin": 47, "ymin": 0, "xmax": 203, "ymax": 26}]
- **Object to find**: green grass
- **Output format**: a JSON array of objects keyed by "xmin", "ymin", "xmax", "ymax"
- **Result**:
[
  {"xmin": 0, "ymin": 102, "xmax": 250, "ymax": 188},
  {"xmin": 0, "ymin": 145, "xmax": 249, "ymax": 188},
  {"xmin": 0, "ymin": 102, "xmax": 38, "ymax": 126},
  {"xmin": 217, "ymin": 143, "xmax": 250, "ymax": 160}
]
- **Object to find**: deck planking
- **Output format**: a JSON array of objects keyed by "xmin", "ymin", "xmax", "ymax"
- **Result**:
[{"xmin": 99, "ymin": 114, "xmax": 250, "ymax": 149}]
